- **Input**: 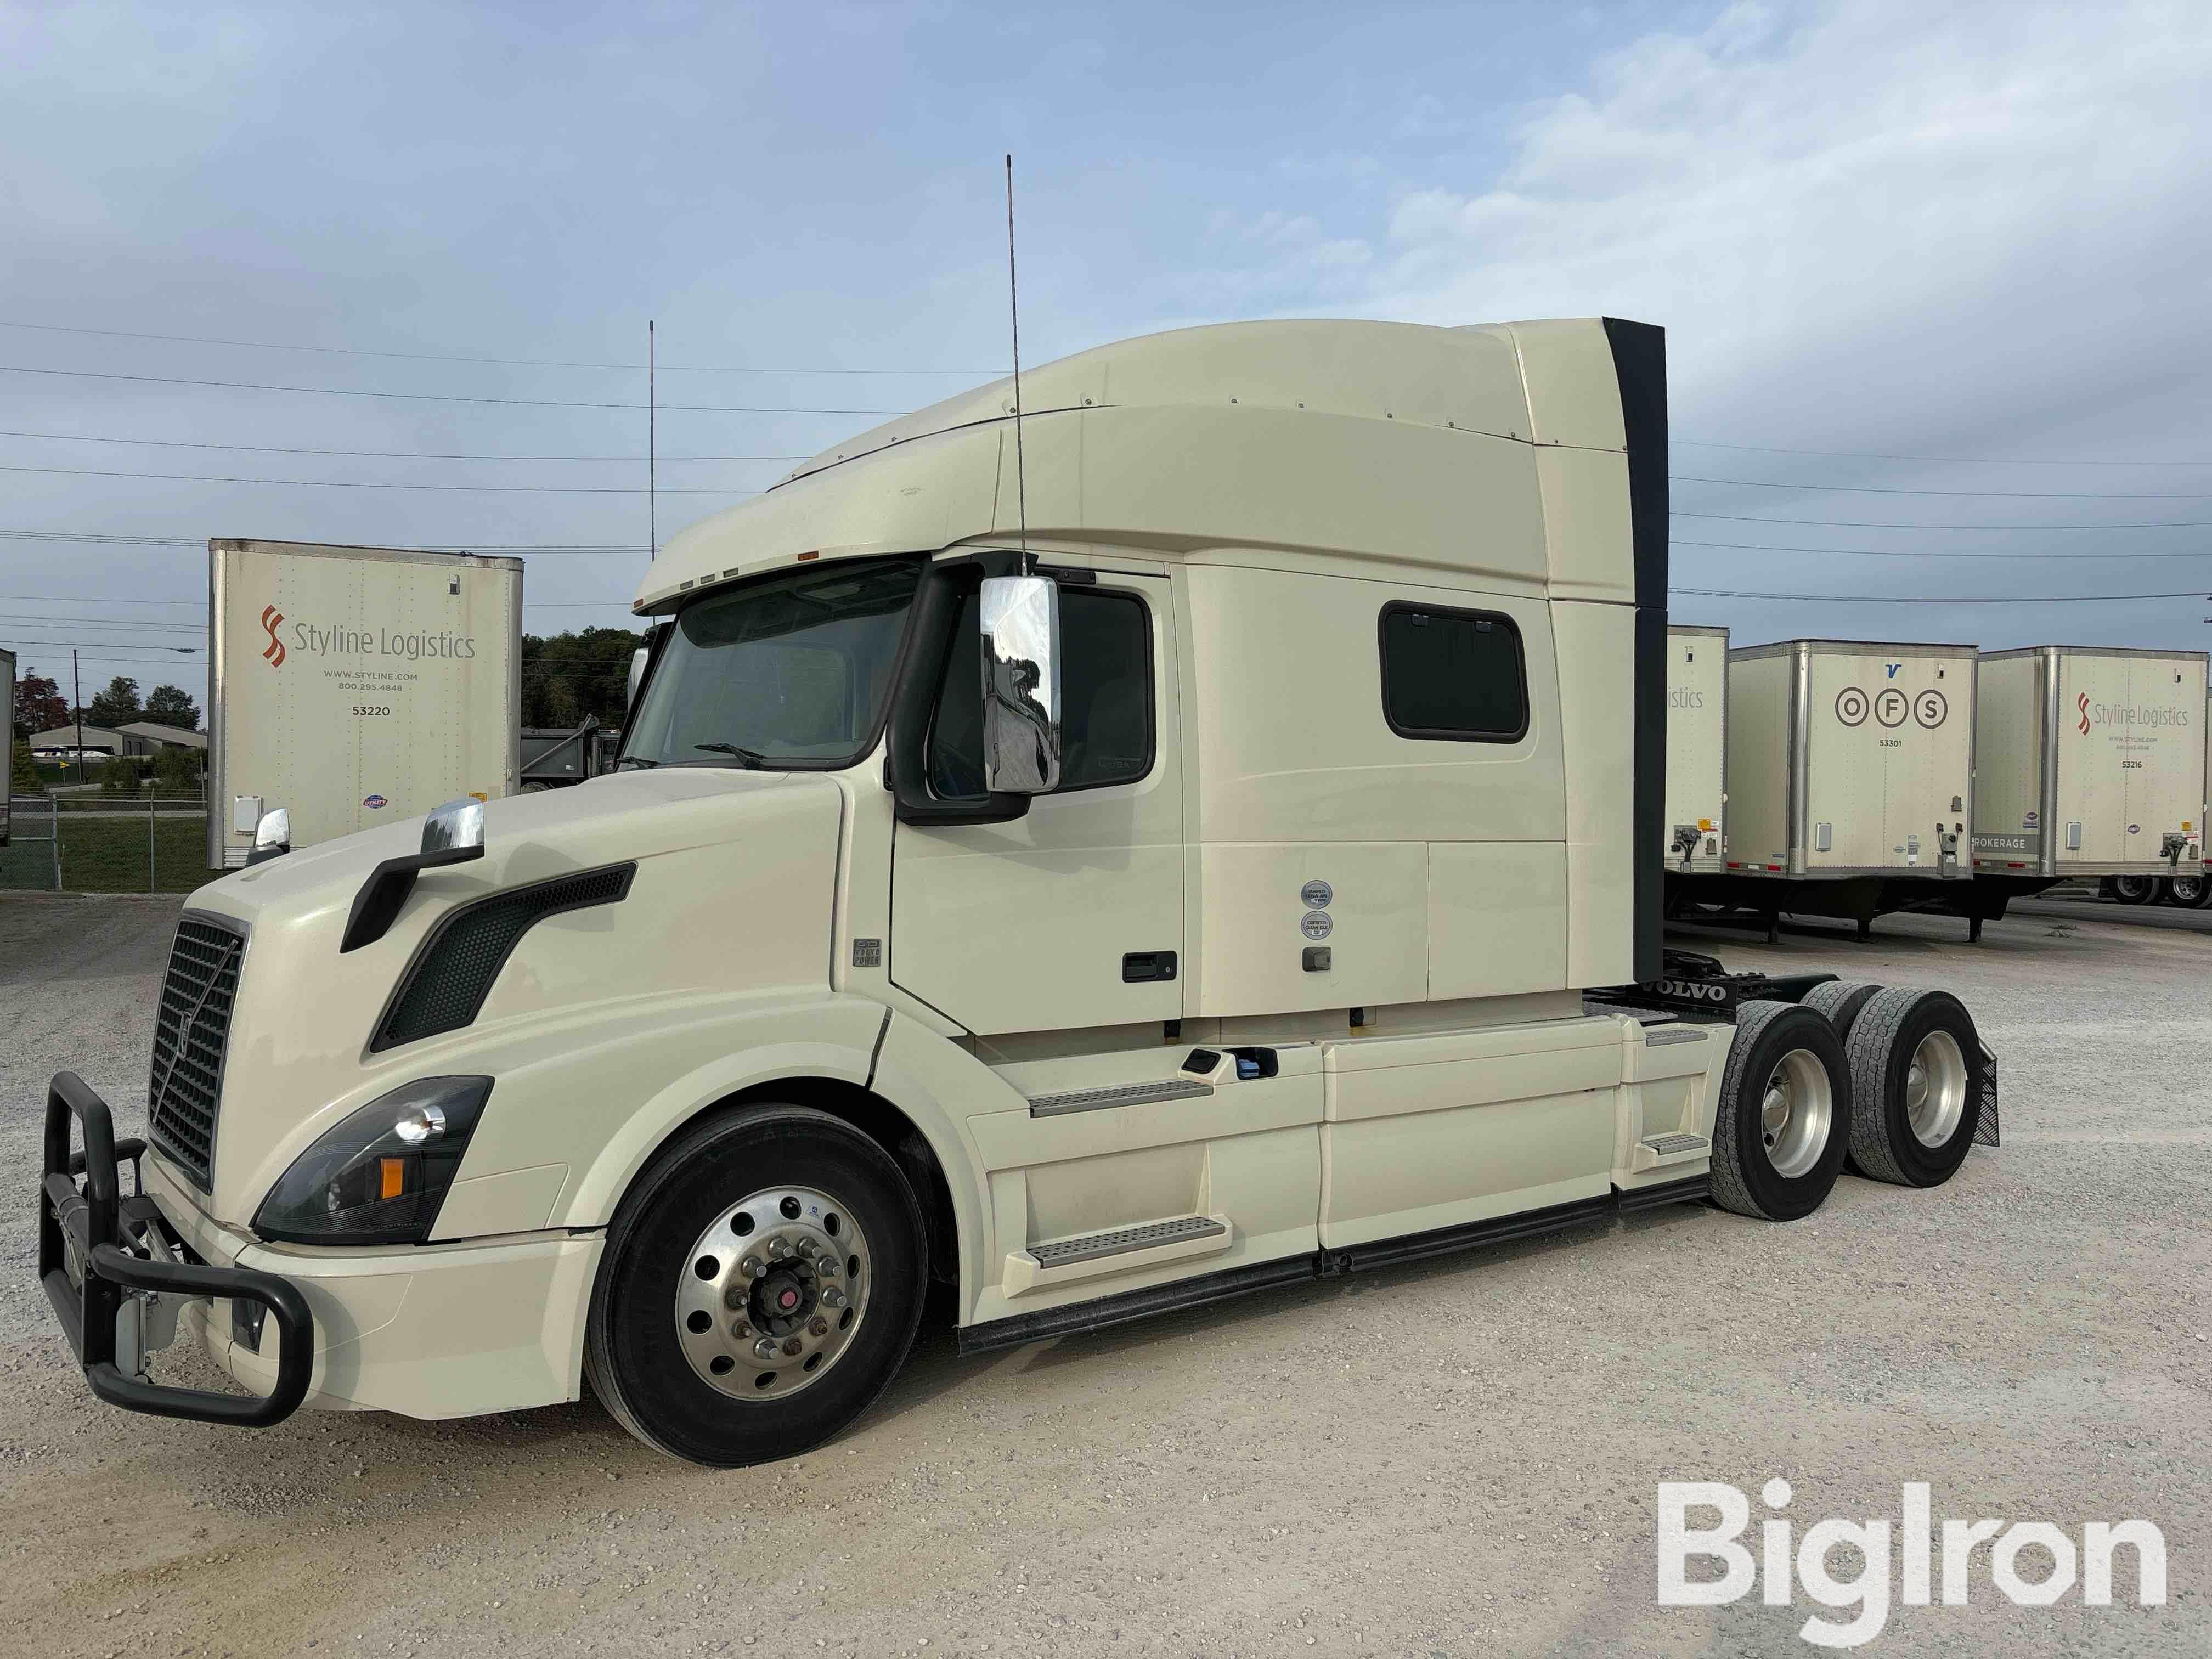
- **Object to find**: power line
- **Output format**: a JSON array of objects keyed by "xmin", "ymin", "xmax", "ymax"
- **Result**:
[
  {"xmin": 1675, "ymin": 475, "xmax": 2212, "ymax": 500},
  {"xmin": 0, "ymin": 529, "xmax": 651, "ymax": 550},
  {"xmin": 0, "ymin": 318, "xmax": 993, "ymax": 376},
  {"xmin": 1673, "ymin": 586, "xmax": 2209, "ymax": 603},
  {"xmin": 0, "ymin": 461, "xmax": 760, "ymax": 495},
  {"xmin": 0, "ymin": 429, "xmax": 806, "ymax": 461},
  {"xmin": 1, "ymin": 613, "xmax": 198, "ymax": 628},
  {"xmin": 0, "ymin": 592, "xmax": 639, "ymax": 607},
  {"xmin": 1673, "ymin": 538, "xmax": 2212, "ymax": 560},
  {"xmin": 1675, "ymin": 510, "xmax": 2212, "ymax": 531},
  {"xmin": 0, "ymin": 363, "xmax": 905, "ymax": 415},
  {"xmin": 1674, "ymin": 438, "xmax": 2212, "ymax": 468}
]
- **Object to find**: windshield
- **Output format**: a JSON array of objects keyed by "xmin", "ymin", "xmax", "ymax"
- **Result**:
[{"xmin": 619, "ymin": 557, "xmax": 923, "ymax": 770}]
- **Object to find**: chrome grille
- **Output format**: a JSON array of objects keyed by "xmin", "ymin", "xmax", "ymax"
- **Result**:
[{"xmin": 146, "ymin": 913, "xmax": 246, "ymax": 1189}]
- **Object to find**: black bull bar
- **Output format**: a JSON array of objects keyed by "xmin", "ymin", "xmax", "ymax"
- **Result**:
[{"xmin": 41, "ymin": 1070, "xmax": 313, "ymax": 1426}]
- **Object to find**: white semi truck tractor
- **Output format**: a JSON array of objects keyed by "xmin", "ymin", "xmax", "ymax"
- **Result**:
[{"xmin": 39, "ymin": 319, "xmax": 1997, "ymax": 1466}]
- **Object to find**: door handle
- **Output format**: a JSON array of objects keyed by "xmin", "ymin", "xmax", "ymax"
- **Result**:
[{"xmin": 1121, "ymin": 951, "xmax": 1177, "ymax": 983}]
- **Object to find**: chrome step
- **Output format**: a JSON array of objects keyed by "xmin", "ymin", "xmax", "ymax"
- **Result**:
[
  {"xmin": 1028, "ymin": 1079, "xmax": 1214, "ymax": 1118},
  {"xmin": 1030, "ymin": 1215, "xmax": 1227, "ymax": 1269},
  {"xmin": 1639, "ymin": 1132, "xmax": 1710, "ymax": 1156}
]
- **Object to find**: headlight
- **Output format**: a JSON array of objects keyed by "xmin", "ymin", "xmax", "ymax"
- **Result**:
[{"xmin": 253, "ymin": 1076, "xmax": 493, "ymax": 1245}]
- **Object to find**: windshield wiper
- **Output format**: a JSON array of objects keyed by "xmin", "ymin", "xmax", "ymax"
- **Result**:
[
  {"xmin": 695, "ymin": 742, "xmax": 770, "ymax": 768},
  {"xmin": 615, "ymin": 755, "xmax": 661, "ymax": 770}
]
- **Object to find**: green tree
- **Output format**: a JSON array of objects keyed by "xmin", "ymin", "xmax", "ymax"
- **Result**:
[
  {"xmin": 144, "ymin": 684, "xmax": 202, "ymax": 731},
  {"xmin": 86, "ymin": 676, "xmax": 143, "ymax": 727},
  {"xmin": 10, "ymin": 738, "xmax": 41, "ymax": 795},
  {"xmin": 521, "ymin": 627, "xmax": 643, "ymax": 727},
  {"xmin": 153, "ymin": 744, "xmax": 203, "ymax": 796}
]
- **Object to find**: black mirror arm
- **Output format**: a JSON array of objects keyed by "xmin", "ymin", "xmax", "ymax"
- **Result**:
[{"xmin": 887, "ymin": 563, "xmax": 1030, "ymax": 827}]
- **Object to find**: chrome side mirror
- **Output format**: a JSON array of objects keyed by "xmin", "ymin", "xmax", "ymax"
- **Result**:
[
  {"xmin": 979, "ymin": 573, "xmax": 1062, "ymax": 794},
  {"xmin": 421, "ymin": 797, "xmax": 486, "ymax": 855},
  {"xmin": 245, "ymin": 805, "xmax": 290, "ymax": 866},
  {"xmin": 627, "ymin": 645, "xmax": 649, "ymax": 708}
]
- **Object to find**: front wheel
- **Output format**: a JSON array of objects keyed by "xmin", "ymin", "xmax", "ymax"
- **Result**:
[
  {"xmin": 1709, "ymin": 1001, "xmax": 1853, "ymax": 1222},
  {"xmin": 585, "ymin": 1103, "xmax": 928, "ymax": 1466}
]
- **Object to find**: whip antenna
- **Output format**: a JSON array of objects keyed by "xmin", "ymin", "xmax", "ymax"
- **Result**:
[
  {"xmin": 647, "ymin": 319, "xmax": 657, "ymax": 562},
  {"xmin": 1005, "ymin": 154, "xmax": 1030, "ymax": 571}
]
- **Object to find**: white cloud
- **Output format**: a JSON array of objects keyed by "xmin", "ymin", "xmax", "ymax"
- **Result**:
[{"xmin": 1358, "ymin": 0, "xmax": 2212, "ymax": 444}]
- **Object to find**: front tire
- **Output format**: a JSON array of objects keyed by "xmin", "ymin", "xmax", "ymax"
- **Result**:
[
  {"xmin": 1709, "ymin": 1001, "xmax": 1853, "ymax": 1222},
  {"xmin": 585, "ymin": 1103, "xmax": 928, "ymax": 1466},
  {"xmin": 1841, "ymin": 988, "xmax": 1985, "ymax": 1188}
]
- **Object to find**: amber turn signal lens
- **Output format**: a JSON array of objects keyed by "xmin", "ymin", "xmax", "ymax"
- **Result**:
[{"xmin": 379, "ymin": 1157, "xmax": 407, "ymax": 1201}]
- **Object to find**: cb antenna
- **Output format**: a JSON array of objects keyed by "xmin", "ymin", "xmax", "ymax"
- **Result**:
[
  {"xmin": 1004, "ymin": 154, "xmax": 1030, "ymax": 572},
  {"xmin": 647, "ymin": 318, "xmax": 657, "ymax": 562}
]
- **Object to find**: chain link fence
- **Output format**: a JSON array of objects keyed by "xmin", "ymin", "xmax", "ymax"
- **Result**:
[{"xmin": 1, "ymin": 793, "xmax": 209, "ymax": 893}]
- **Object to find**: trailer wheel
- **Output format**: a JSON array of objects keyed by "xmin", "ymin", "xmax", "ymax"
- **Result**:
[
  {"xmin": 2111, "ymin": 875, "xmax": 2158, "ymax": 905},
  {"xmin": 2163, "ymin": 873, "xmax": 2209, "ymax": 909},
  {"xmin": 1709, "ymin": 1000, "xmax": 1852, "ymax": 1222},
  {"xmin": 1841, "ymin": 988, "xmax": 1985, "ymax": 1188},
  {"xmin": 585, "ymin": 1102, "xmax": 927, "ymax": 1466}
]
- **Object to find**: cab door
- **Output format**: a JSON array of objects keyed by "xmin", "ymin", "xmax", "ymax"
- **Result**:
[{"xmin": 890, "ymin": 569, "xmax": 1182, "ymax": 1036}]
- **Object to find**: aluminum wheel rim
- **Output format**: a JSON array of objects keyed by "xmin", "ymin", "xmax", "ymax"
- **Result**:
[
  {"xmin": 674, "ymin": 1184, "xmax": 871, "ymax": 1402},
  {"xmin": 1758, "ymin": 1047, "xmax": 1832, "ymax": 1179},
  {"xmin": 2172, "ymin": 876, "xmax": 2205, "ymax": 903},
  {"xmin": 1905, "ymin": 1029, "xmax": 1967, "ymax": 1148}
]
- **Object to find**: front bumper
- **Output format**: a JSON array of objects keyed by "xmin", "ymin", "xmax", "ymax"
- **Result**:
[
  {"xmin": 41, "ymin": 1071, "xmax": 603, "ymax": 1427},
  {"xmin": 41, "ymin": 1071, "xmax": 314, "ymax": 1425}
]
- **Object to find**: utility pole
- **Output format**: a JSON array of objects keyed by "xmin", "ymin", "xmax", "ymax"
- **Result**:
[{"xmin": 71, "ymin": 648, "xmax": 83, "ymax": 786}]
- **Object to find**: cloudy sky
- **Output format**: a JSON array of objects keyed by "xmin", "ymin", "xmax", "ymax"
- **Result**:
[{"xmin": 3, "ymin": 0, "xmax": 2209, "ymax": 714}]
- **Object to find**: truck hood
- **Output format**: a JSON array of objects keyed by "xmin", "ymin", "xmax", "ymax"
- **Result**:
[{"xmin": 173, "ymin": 768, "xmax": 846, "ymax": 1223}]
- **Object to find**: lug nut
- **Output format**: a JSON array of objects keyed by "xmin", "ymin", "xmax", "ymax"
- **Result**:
[
  {"xmin": 767, "ymin": 1237, "xmax": 791, "ymax": 1259},
  {"xmin": 809, "ymin": 1316, "xmax": 830, "ymax": 1337},
  {"xmin": 739, "ymin": 1256, "xmax": 763, "ymax": 1279},
  {"xmin": 815, "ymin": 1257, "xmax": 838, "ymax": 1278},
  {"xmin": 820, "ymin": 1287, "xmax": 847, "ymax": 1310},
  {"xmin": 797, "ymin": 1238, "xmax": 820, "ymax": 1258},
  {"xmin": 782, "ymin": 1338, "xmax": 803, "ymax": 1357},
  {"xmin": 723, "ymin": 1285, "xmax": 748, "ymax": 1310},
  {"xmin": 753, "ymin": 1337, "xmax": 778, "ymax": 1361},
  {"xmin": 731, "ymin": 1321, "xmax": 752, "ymax": 1339}
]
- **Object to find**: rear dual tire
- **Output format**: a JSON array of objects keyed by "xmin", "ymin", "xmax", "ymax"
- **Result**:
[
  {"xmin": 2164, "ymin": 873, "xmax": 2209, "ymax": 909},
  {"xmin": 1841, "ymin": 988, "xmax": 1984, "ymax": 1188},
  {"xmin": 1710, "ymin": 1001, "xmax": 1853, "ymax": 1222}
]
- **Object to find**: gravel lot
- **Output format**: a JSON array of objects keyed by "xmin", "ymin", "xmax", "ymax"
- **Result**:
[{"xmin": 3, "ymin": 891, "xmax": 2205, "ymax": 1657}]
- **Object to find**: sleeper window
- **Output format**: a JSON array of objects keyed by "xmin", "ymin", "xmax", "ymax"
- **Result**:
[
  {"xmin": 1378, "ymin": 602, "xmax": 1528, "ymax": 742},
  {"xmin": 928, "ymin": 586, "xmax": 1154, "ymax": 797}
]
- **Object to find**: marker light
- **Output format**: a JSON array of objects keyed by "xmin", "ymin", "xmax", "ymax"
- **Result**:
[{"xmin": 254, "ymin": 1077, "xmax": 493, "ymax": 1245}]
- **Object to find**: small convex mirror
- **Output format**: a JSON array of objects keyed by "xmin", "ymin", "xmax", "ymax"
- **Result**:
[
  {"xmin": 421, "ymin": 797, "xmax": 486, "ymax": 855},
  {"xmin": 978, "ymin": 573, "xmax": 1063, "ymax": 794},
  {"xmin": 245, "ymin": 804, "xmax": 290, "ymax": 865}
]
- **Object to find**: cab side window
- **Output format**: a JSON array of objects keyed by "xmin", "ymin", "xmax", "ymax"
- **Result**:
[
  {"xmin": 1378, "ymin": 601, "xmax": 1527, "ymax": 742},
  {"xmin": 928, "ymin": 586, "xmax": 1154, "ymax": 798}
]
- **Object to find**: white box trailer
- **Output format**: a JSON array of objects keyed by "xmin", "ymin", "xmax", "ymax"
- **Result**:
[
  {"xmin": 1971, "ymin": 647, "xmax": 2207, "ymax": 893},
  {"xmin": 207, "ymin": 540, "xmax": 522, "ymax": 867},
  {"xmin": 1677, "ymin": 638, "xmax": 1978, "ymax": 938},
  {"xmin": 1, "ymin": 645, "xmax": 14, "ymax": 847},
  {"xmin": 1663, "ymin": 625, "xmax": 1727, "ymax": 872}
]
